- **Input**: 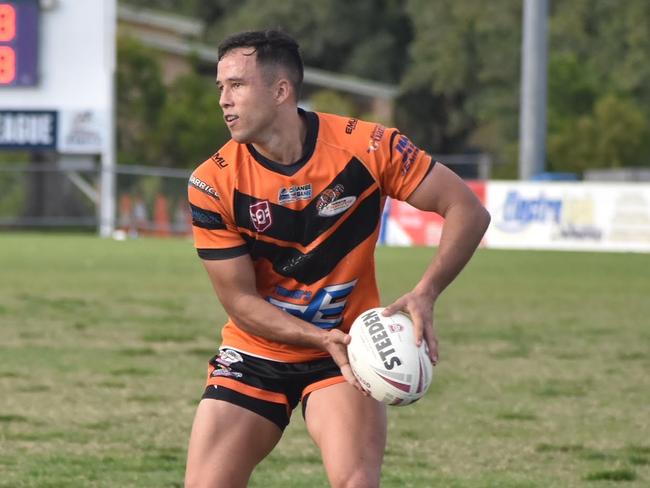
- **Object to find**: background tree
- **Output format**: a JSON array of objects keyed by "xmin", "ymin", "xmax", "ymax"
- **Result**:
[
  {"xmin": 546, "ymin": 0, "xmax": 650, "ymax": 172},
  {"xmin": 117, "ymin": 38, "xmax": 228, "ymax": 168},
  {"xmin": 154, "ymin": 66, "xmax": 229, "ymax": 168},
  {"xmin": 398, "ymin": 0, "xmax": 522, "ymax": 163},
  {"xmin": 117, "ymin": 0, "xmax": 650, "ymax": 177},
  {"xmin": 116, "ymin": 36, "xmax": 167, "ymax": 165},
  {"xmin": 201, "ymin": 0, "xmax": 412, "ymax": 85}
]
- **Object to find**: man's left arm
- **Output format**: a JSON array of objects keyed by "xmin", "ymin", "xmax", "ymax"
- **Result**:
[{"xmin": 382, "ymin": 162, "xmax": 491, "ymax": 364}]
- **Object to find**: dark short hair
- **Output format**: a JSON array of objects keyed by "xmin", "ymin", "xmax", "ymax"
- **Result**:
[{"xmin": 218, "ymin": 30, "xmax": 304, "ymax": 98}]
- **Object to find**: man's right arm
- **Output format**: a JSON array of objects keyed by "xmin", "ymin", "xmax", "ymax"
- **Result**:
[{"xmin": 201, "ymin": 255, "xmax": 362, "ymax": 389}]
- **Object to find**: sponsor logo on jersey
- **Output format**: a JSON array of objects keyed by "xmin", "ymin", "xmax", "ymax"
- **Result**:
[
  {"xmin": 317, "ymin": 184, "xmax": 343, "ymax": 210},
  {"xmin": 278, "ymin": 183, "xmax": 312, "ymax": 205},
  {"xmin": 211, "ymin": 349, "xmax": 244, "ymax": 379},
  {"xmin": 190, "ymin": 204, "xmax": 225, "ymax": 230},
  {"xmin": 249, "ymin": 200, "xmax": 272, "ymax": 232},
  {"xmin": 367, "ymin": 124, "xmax": 385, "ymax": 152},
  {"xmin": 189, "ymin": 175, "xmax": 220, "ymax": 200},
  {"xmin": 318, "ymin": 196, "xmax": 357, "ymax": 217},
  {"xmin": 267, "ymin": 279, "xmax": 358, "ymax": 329},
  {"xmin": 211, "ymin": 369, "xmax": 243, "ymax": 378},
  {"xmin": 274, "ymin": 285, "xmax": 312, "ymax": 301},
  {"xmin": 345, "ymin": 118, "xmax": 358, "ymax": 134},
  {"xmin": 394, "ymin": 135, "xmax": 420, "ymax": 175},
  {"xmin": 219, "ymin": 349, "xmax": 243, "ymax": 365},
  {"xmin": 316, "ymin": 184, "xmax": 356, "ymax": 217},
  {"xmin": 210, "ymin": 151, "xmax": 228, "ymax": 169}
]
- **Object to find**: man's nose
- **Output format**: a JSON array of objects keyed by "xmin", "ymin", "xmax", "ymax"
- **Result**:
[{"xmin": 219, "ymin": 88, "xmax": 232, "ymax": 109}]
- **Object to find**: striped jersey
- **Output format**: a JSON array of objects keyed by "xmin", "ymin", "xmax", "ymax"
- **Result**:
[{"xmin": 188, "ymin": 109, "xmax": 434, "ymax": 362}]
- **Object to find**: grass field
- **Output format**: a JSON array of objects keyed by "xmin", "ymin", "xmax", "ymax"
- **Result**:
[{"xmin": 1, "ymin": 233, "xmax": 649, "ymax": 487}]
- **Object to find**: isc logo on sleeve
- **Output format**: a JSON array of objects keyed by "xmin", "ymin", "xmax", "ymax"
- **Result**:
[{"xmin": 394, "ymin": 135, "xmax": 420, "ymax": 175}]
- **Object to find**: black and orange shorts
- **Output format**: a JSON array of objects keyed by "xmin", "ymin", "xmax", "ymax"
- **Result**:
[{"xmin": 201, "ymin": 348, "xmax": 345, "ymax": 431}]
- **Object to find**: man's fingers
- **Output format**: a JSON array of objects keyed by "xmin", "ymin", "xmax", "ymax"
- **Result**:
[
  {"xmin": 382, "ymin": 299, "xmax": 404, "ymax": 316},
  {"xmin": 381, "ymin": 306, "xmax": 394, "ymax": 316},
  {"xmin": 329, "ymin": 345, "xmax": 349, "ymax": 368},
  {"xmin": 340, "ymin": 363, "xmax": 368, "ymax": 395},
  {"xmin": 423, "ymin": 326, "xmax": 439, "ymax": 365},
  {"xmin": 329, "ymin": 329, "xmax": 351, "ymax": 345},
  {"xmin": 326, "ymin": 332, "xmax": 365, "ymax": 392},
  {"xmin": 410, "ymin": 314, "xmax": 425, "ymax": 346},
  {"xmin": 326, "ymin": 332, "xmax": 368, "ymax": 395},
  {"xmin": 335, "ymin": 333, "xmax": 351, "ymax": 345}
]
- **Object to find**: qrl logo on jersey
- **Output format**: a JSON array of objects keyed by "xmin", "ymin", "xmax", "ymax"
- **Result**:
[{"xmin": 249, "ymin": 200, "xmax": 272, "ymax": 232}]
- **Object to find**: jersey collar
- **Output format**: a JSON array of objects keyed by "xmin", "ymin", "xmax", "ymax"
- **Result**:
[{"xmin": 246, "ymin": 108, "xmax": 319, "ymax": 176}]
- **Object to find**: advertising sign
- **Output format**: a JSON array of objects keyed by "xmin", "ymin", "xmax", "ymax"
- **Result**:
[
  {"xmin": 57, "ymin": 109, "xmax": 107, "ymax": 154},
  {"xmin": 486, "ymin": 181, "xmax": 650, "ymax": 252},
  {"xmin": 0, "ymin": 109, "xmax": 56, "ymax": 149}
]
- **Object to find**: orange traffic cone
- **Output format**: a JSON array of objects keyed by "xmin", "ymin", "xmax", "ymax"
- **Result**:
[
  {"xmin": 153, "ymin": 194, "xmax": 171, "ymax": 236},
  {"xmin": 118, "ymin": 194, "xmax": 132, "ymax": 233}
]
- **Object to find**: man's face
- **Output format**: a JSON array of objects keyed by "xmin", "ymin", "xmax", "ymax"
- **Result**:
[{"xmin": 216, "ymin": 48, "xmax": 276, "ymax": 144}]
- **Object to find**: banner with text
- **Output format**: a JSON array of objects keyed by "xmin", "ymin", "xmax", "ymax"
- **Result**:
[{"xmin": 486, "ymin": 181, "xmax": 650, "ymax": 252}]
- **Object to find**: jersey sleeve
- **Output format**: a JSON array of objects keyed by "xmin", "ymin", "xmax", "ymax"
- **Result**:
[
  {"xmin": 365, "ymin": 124, "xmax": 434, "ymax": 201},
  {"xmin": 187, "ymin": 162, "xmax": 247, "ymax": 260}
]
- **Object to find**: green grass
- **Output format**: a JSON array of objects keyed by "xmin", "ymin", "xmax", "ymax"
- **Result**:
[{"xmin": 1, "ymin": 233, "xmax": 649, "ymax": 487}]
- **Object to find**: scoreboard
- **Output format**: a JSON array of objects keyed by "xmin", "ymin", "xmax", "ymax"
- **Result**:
[
  {"xmin": 0, "ymin": 0, "xmax": 117, "ymax": 236},
  {"xmin": 0, "ymin": 0, "xmax": 115, "ymax": 154},
  {"xmin": 0, "ymin": 1, "xmax": 39, "ymax": 86}
]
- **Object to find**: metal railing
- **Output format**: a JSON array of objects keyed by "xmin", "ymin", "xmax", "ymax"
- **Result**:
[{"xmin": 0, "ymin": 162, "xmax": 191, "ymax": 234}]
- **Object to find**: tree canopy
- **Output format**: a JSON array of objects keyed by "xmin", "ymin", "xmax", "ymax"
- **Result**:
[{"xmin": 118, "ymin": 0, "xmax": 650, "ymax": 177}]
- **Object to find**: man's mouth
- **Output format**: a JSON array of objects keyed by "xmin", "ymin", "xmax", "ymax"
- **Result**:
[{"xmin": 224, "ymin": 115, "xmax": 239, "ymax": 125}]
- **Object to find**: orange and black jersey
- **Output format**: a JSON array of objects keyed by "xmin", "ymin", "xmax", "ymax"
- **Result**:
[{"xmin": 189, "ymin": 109, "xmax": 434, "ymax": 362}]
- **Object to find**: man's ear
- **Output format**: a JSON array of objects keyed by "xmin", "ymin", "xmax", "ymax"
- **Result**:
[{"xmin": 274, "ymin": 78, "xmax": 292, "ymax": 104}]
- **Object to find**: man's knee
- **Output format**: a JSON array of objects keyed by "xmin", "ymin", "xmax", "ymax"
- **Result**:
[
  {"xmin": 329, "ymin": 466, "xmax": 381, "ymax": 488},
  {"xmin": 184, "ymin": 471, "xmax": 211, "ymax": 488},
  {"xmin": 185, "ymin": 465, "xmax": 251, "ymax": 488},
  {"xmin": 184, "ymin": 399, "xmax": 281, "ymax": 488}
]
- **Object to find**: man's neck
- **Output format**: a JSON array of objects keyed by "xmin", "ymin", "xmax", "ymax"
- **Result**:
[{"xmin": 252, "ymin": 108, "xmax": 307, "ymax": 166}]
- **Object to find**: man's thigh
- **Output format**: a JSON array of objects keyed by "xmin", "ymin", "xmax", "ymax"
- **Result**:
[
  {"xmin": 185, "ymin": 398, "xmax": 283, "ymax": 488},
  {"xmin": 304, "ymin": 382, "xmax": 387, "ymax": 488}
]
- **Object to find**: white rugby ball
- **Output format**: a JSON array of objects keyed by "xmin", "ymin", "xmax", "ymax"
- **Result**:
[{"xmin": 347, "ymin": 307, "xmax": 433, "ymax": 406}]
